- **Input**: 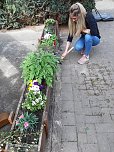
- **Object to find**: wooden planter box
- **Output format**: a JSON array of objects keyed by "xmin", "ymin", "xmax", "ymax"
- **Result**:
[
  {"xmin": 5, "ymin": 85, "xmax": 52, "ymax": 152},
  {"xmin": 4, "ymin": 22, "xmax": 59, "ymax": 152}
]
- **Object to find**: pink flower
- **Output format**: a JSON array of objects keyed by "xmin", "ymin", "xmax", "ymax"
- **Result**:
[
  {"xmin": 19, "ymin": 114, "xmax": 24, "ymax": 119},
  {"xmin": 24, "ymin": 122, "xmax": 29, "ymax": 129}
]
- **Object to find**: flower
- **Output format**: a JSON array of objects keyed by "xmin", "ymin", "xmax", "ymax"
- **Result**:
[
  {"xmin": 24, "ymin": 122, "xmax": 29, "ymax": 129},
  {"xmin": 16, "ymin": 112, "xmax": 38, "ymax": 133},
  {"xmin": 19, "ymin": 114, "xmax": 24, "ymax": 119},
  {"xmin": 28, "ymin": 80, "xmax": 44, "ymax": 92},
  {"xmin": 32, "ymin": 100, "xmax": 36, "ymax": 106},
  {"xmin": 44, "ymin": 33, "xmax": 52, "ymax": 39},
  {"xmin": 33, "ymin": 81, "xmax": 38, "ymax": 85},
  {"xmin": 35, "ymin": 98, "xmax": 39, "ymax": 103},
  {"xmin": 22, "ymin": 90, "xmax": 47, "ymax": 112}
]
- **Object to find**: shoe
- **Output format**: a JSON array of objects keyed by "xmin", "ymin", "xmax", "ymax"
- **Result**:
[{"xmin": 78, "ymin": 55, "xmax": 89, "ymax": 64}]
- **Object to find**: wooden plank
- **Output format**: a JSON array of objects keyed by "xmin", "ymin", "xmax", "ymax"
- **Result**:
[{"xmin": 0, "ymin": 111, "xmax": 15, "ymax": 128}]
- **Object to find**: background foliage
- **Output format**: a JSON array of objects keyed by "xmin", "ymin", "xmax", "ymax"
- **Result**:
[{"xmin": 0, "ymin": 0, "xmax": 95, "ymax": 29}]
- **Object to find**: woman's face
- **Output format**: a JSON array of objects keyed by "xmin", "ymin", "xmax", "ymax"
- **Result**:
[{"xmin": 70, "ymin": 15, "xmax": 79, "ymax": 22}]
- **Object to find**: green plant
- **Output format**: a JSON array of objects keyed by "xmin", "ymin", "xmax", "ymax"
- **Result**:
[
  {"xmin": 0, "ymin": 0, "xmax": 44, "ymax": 29},
  {"xmin": 81, "ymin": 0, "xmax": 95, "ymax": 11},
  {"xmin": 22, "ymin": 90, "xmax": 47, "ymax": 111},
  {"xmin": 41, "ymin": 34, "xmax": 58, "ymax": 47},
  {"xmin": 44, "ymin": 18, "xmax": 56, "ymax": 27},
  {"xmin": 20, "ymin": 51, "xmax": 40, "ymax": 84},
  {"xmin": 20, "ymin": 49, "xmax": 60, "ymax": 87},
  {"xmin": 43, "ymin": 0, "xmax": 95, "ymax": 24},
  {"xmin": 37, "ymin": 51, "xmax": 60, "ymax": 87},
  {"xmin": 16, "ymin": 112, "xmax": 38, "ymax": 133}
]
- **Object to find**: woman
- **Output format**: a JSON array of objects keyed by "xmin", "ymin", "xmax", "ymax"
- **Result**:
[{"xmin": 61, "ymin": 2, "xmax": 101, "ymax": 64}]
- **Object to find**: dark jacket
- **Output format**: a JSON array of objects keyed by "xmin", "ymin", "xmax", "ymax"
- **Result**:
[{"xmin": 67, "ymin": 12, "xmax": 101, "ymax": 42}]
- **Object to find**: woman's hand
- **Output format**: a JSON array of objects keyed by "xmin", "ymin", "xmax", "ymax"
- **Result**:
[
  {"xmin": 61, "ymin": 51, "xmax": 68, "ymax": 59},
  {"xmin": 82, "ymin": 29, "xmax": 90, "ymax": 34},
  {"xmin": 61, "ymin": 47, "xmax": 74, "ymax": 59},
  {"xmin": 61, "ymin": 41, "xmax": 71, "ymax": 59}
]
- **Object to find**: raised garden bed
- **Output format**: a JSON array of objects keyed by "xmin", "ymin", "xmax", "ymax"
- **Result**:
[
  {"xmin": 5, "ymin": 86, "xmax": 52, "ymax": 152},
  {"xmin": 1, "ymin": 19, "xmax": 60, "ymax": 152}
]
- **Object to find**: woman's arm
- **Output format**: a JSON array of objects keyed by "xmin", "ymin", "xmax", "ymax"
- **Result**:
[
  {"xmin": 64, "ymin": 41, "xmax": 71, "ymax": 53},
  {"xmin": 82, "ymin": 29, "xmax": 90, "ymax": 34},
  {"xmin": 61, "ymin": 33, "xmax": 73, "ymax": 59},
  {"xmin": 85, "ymin": 12, "xmax": 100, "ymax": 38},
  {"xmin": 61, "ymin": 41, "xmax": 71, "ymax": 59}
]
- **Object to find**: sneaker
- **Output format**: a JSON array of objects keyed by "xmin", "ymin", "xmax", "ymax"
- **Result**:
[{"xmin": 78, "ymin": 55, "xmax": 89, "ymax": 64}]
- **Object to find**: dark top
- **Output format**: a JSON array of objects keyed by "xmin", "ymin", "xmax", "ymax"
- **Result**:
[{"xmin": 67, "ymin": 12, "xmax": 101, "ymax": 42}]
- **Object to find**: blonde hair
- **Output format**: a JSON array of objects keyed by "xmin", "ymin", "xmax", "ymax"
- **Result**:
[{"xmin": 69, "ymin": 2, "xmax": 87, "ymax": 37}]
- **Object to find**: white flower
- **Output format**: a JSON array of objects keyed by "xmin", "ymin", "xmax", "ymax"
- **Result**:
[
  {"xmin": 35, "ymin": 98, "xmax": 39, "ymax": 103},
  {"xmin": 30, "ymin": 85, "xmax": 40, "ymax": 92},
  {"xmin": 32, "ymin": 100, "xmax": 36, "ymax": 106},
  {"xmin": 40, "ymin": 101, "xmax": 44, "ymax": 105},
  {"xmin": 44, "ymin": 33, "xmax": 52, "ymax": 39}
]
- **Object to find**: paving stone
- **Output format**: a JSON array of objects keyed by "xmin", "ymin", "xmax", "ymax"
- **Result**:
[
  {"xmin": 61, "ymin": 91, "xmax": 74, "ymax": 101},
  {"xmin": 86, "ymin": 134, "xmax": 98, "ymax": 144},
  {"xmin": 95, "ymin": 123, "xmax": 114, "ymax": 133},
  {"xmin": 61, "ymin": 100, "xmax": 74, "ymax": 112},
  {"xmin": 45, "ymin": 7, "xmax": 114, "ymax": 152},
  {"xmin": 109, "ymin": 143, "xmax": 114, "ymax": 152},
  {"xmin": 61, "ymin": 112, "xmax": 76, "ymax": 126},
  {"xmin": 61, "ymin": 76, "xmax": 72, "ymax": 84},
  {"xmin": 61, "ymin": 126, "xmax": 77, "ymax": 142},
  {"xmin": 81, "ymin": 99, "xmax": 91, "ymax": 108},
  {"xmin": 76, "ymin": 123, "xmax": 87, "ymax": 133},
  {"xmin": 85, "ymin": 115, "xmax": 102, "ymax": 123},
  {"xmin": 61, "ymin": 142, "xmax": 78, "ymax": 152},
  {"xmin": 78, "ymin": 133, "xmax": 87, "ymax": 144},
  {"xmin": 97, "ymin": 134, "xmax": 111, "ymax": 152},
  {"xmin": 78, "ymin": 144, "xmax": 99, "ymax": 152},
  {"xmin": 76, "ymin": 115, "xmax": 85, "ymax": 123}
]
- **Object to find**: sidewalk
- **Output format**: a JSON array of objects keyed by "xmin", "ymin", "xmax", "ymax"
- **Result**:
[
  {"xmin": 45, "ymin": 2, "xmax": 114, "ymax": 152},
  {"xmin": 0, "ymin": 25, "xmax": 44, "ymax": 131}
]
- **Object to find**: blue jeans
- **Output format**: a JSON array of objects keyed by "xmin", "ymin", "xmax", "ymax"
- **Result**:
[{"xmin": 74, "ymin": 34, "xmax": 100, "ymax": 56}]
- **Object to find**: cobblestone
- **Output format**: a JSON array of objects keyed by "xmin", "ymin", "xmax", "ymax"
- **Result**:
[{"xmin": 45, "ymin": 5, "xmax": 114, "ymax": 152}]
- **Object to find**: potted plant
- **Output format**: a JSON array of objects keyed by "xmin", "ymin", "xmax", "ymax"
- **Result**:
[
  {"xmin": 22, "ymin": 80, "xmax": 47, "ymax": 112},
  {"xmin": 15, "ymin": 112, "xmax": 38, "ymax": 133},
  {"xmin": 20, "ymin": 49, "xmax": 60, "ymax": 87}
]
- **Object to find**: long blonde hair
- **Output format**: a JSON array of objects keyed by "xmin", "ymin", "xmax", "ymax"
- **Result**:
[{"xmin": 69, "ymin": 2, "xmax": 87, "ymax": 37}]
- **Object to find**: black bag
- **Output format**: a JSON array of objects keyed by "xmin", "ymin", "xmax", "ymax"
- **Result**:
[{"xmin": 92, "ymin": 9, "xmax": 114, "ymax": 22}]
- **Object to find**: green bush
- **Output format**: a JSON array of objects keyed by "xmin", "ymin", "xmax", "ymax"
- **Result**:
[
  {"xmin": 0, "ymin": 0, "xmax": 95, "ymax": 29},
  {"xmin": 0, "ymin": 0, "xmax": 43, "ymax": 29},
  {"xmin": 20, "ymin": 49, "xmax": 60, "ymax": 87},
  {"xmin": 44, "ymin": 0, "xmax": 95, "ymax": 23}
]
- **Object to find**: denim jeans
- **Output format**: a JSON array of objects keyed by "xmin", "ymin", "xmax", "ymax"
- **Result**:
[{"xmin": 74, "ymin": 34, "xmax": 100, "ymax": 56}]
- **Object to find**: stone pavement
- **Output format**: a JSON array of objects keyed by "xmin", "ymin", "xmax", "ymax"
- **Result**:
[{"xmin": 45, "ymin": 2, "xmax": 114, "ymax": 152}]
